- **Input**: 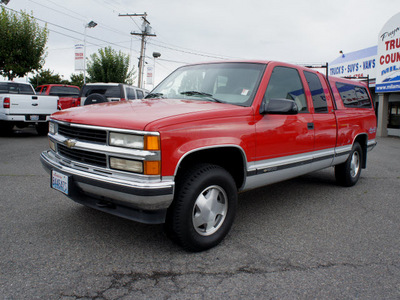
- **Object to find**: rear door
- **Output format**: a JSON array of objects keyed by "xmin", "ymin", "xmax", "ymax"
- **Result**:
[{"xmin": 303, "ymin": 71, "xmax": 337, "ymax": 170}]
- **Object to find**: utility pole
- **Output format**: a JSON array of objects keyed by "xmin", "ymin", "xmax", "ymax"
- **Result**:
[{"xmin": 119, "ymin": 13, "xmax": 156, "ymax": 88}]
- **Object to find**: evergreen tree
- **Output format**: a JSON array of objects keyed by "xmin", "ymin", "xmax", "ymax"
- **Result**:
[{"xmin": 86, "ymin": 47, "xmax": 135, "ymax": 84}]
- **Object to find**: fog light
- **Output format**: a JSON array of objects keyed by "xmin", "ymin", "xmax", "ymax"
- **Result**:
[{"xmin": 110, "ymin": 157, "xmax": 143, "ymax": 173}]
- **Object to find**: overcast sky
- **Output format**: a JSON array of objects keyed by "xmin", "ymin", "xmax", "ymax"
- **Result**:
[{"xmin": 2, "ymin": 0, "xmax": 399, "ymax": 87}]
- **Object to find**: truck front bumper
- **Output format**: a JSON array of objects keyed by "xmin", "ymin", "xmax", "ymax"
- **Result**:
[{"xmin": 40, "ymin": 150, "xmax": 174, "ymax": 224}]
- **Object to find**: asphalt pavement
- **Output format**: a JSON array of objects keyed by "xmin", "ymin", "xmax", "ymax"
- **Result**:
[{"xmin": 1, "ymin": 126, "xmax": 399, "ymax": 299}]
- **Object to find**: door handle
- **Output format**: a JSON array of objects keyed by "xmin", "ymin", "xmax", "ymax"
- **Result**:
[{"xmin": 307, "ymin": 122, "xmax": 314, "ymax": 130}]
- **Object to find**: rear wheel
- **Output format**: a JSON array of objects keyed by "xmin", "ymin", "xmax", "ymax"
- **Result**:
[
  {"xmin": 335, "ymin": 142, "xmax": 363, "ymax": 187},
  {"xmin": 165, "ymin": 164, "xmax": 237, "ymax": 252}
]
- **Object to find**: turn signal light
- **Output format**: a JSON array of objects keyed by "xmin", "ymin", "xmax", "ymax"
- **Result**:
[
  {"xmin": 145, "ymin": 135, "xmax": 160, "ymax": 150},
  {"xmin": 144, "ymin": 161, "xmax": 160, "ymax": 175}
]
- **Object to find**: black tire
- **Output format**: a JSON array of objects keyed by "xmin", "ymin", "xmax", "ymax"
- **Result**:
[
  {"xmin": 84, "ymin": 93, "xmax": 108, "ymax": 105},
  {"xmin": 35, "ymin": 122, "xmax": 48, "ymax": 136},
  {"xmin": 335, "ymin": 142, "xmax": 363, "ymax": 187},
  {"xmin": 165, "ymin": 164, "xmax": 237, "ymax": 252}
]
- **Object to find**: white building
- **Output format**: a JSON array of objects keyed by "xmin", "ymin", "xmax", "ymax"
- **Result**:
[{"xmin": 329, "ymin": 13, "xmax": 400, "ymax": 138}]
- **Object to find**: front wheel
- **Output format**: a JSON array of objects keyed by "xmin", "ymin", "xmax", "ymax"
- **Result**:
[
  {"xmin": 166, "ymin": 164, "xmax": 237, "ymax": 252},
  {"xmin": 335, "ymin": 142, "xmax": 363, "ymax": 187}
]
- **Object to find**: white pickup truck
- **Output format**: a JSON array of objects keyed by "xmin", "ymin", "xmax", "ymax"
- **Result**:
[{"xmin": 0, "ymin": 81, "xmax": 59, "ymax": 135}]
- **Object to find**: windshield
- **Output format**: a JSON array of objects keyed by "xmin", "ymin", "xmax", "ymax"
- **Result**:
[{"xmin": 148, "ymin": 62, "xmax": 266, "ymax": 106}]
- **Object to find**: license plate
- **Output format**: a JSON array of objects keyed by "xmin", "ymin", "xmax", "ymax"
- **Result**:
[
  {"xmin": 51, "ymin": 170, "xmax": 69, "ymax": 195},
  {"xmin": 30, "ymin": 115, "xmax": 39, "ymax": 121}
]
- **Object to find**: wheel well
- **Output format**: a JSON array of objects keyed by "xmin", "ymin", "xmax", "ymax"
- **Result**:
[
  {"xmin": 354, "ymin": 134, "xmax": 368, "ymax": 168},
  {"xmin": 175, "ymin": 147, "xmax": 246, "ymax": 190}
]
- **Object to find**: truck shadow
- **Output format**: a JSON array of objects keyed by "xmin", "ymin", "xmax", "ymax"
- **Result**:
[{"xmin": 0, "ymin": 126, "xmax": 42, "ymax": 137}]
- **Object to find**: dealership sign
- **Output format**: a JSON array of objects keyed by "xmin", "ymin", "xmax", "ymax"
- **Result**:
[
  {"xmin": 329, "ymin": 46, "xmax": 377, "ymax": 79},
  {"xmin": 376, "ymin": 12, "xmax": 400, "ymax": 92}
]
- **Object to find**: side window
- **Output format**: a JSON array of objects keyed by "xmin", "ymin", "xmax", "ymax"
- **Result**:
[
  {"xmin": 336, "ymin": 83, "xmax": 372, "ymax": 108},
  {"xmin": 126, "ymin": 87, "xmax": 136, "ymax": 100},
  {"xmin": 136, "ymin": 90, "xmax": 144, "ymax": 99},
  {"xmin": 304, "ymin": 71, "xmax": 328, "ymax": 113},
  {"xmin": 263, "ymin": 66, "xmax": 308, "ymax": 112}
]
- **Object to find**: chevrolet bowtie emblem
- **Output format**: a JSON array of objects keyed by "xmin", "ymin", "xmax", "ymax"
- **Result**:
[{"xmin": 63, "ymin": 139, "xmax": 77, "ymax": 148}]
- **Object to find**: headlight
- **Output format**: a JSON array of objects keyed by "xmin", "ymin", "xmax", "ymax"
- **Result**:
[
  {"xmin": 109, "ymin": 132, "xmax": 144, "ymax": 149},
  {"xmin": 110, "ymin": 157, "xmax": 143, "ymax": 173},
  {"xmin": 49, "ymin": 122, "xmax": 56, "ymax": 134},
  {"xmin": 109, "ymin": 132, "xmax": 160, "ymax": 150}
]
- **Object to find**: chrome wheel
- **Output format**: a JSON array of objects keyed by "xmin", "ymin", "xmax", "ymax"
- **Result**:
[
  {"xmin": 350, "ymin": 151, "xmax": 360, "ymax": 178},
  {"xmin": 192, "ymin": 185, "xmax": 228, "ymax": 236}
]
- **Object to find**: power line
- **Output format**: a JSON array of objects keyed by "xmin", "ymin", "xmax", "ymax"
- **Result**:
[
  {"xmin": 152, "ymin": 38, "xmax": 242, "ymax": 60},
  {"xmin": 2, "ymin": 6, "xmax": 139, "ymax": 54}
]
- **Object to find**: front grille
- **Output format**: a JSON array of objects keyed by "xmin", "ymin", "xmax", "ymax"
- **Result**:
[
  {"xmin": 58, "ymin": 144, "xmax": 107, "ymax": 167},
  {"xmin": 58, "ymin": 123, "xmax": 107, "ymax": 144}
]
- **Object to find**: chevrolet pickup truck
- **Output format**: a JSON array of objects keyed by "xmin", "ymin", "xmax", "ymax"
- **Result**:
[
  {"xmin": 35, "ymin": 84, "xmax": 80, "ymax": 110},
  {"xmin": 0, "ymin": 81, "xmax": 59, "ymax": 135},
  {"xmin": 40, "ymin": 61, "xmax": 377, "ymax": 251}
]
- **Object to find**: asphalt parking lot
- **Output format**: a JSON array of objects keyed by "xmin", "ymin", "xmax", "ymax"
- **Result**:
[{"xmin": 1, "ymin": 126, "xmax": 400, "ymax": 299}]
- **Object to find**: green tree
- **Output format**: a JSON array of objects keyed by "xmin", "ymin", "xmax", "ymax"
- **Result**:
[
  {"xmin": 0, "ymin": 7, "xmax": 48, "ymax": 80},
  {"xmin": 86, "ymin": 46, "xmax": 135, "ymax": 84},
  {"xmin": 69, "ymin": 73, "xmax": 84, "ymax": 88},
  {"xmin": 29, "ymin": 69, "xmax": 63, "ymax": 88}
]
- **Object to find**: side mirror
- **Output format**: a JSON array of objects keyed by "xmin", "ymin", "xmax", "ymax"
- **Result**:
[{"xmin": 260, "ymin": 98, "xmax": 298, "ymax": 115}]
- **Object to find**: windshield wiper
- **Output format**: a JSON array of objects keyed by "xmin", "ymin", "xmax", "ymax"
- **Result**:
[
  {"xmin": 145, "ymin": 92, "xmax": 164, "ymax": 99},
  {"xmin": 180, "ymin": 91, "xmax": 223, "ymax": 103}
]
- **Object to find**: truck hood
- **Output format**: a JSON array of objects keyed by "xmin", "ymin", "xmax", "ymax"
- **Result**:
[{"xmin": 51, "ymin": 99, "xmax": 251, "ymax": 131}]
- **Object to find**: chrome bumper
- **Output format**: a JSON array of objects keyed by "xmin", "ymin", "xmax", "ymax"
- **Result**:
[{"xmin": 40, "ymin": 150, "xmax": 174, "ymax": 224}]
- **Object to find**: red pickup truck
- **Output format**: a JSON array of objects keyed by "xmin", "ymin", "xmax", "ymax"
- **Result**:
[
  {"xmin": 35, "ymin": 84, "xmax": 80, "ymax": 110},
  {"xmin": 40, "ymin": 61, "xmax": 377, "ymax": 251}
]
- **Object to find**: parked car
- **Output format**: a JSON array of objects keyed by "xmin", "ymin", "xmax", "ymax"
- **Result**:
[
  {"xmin": 1, "ymin": 81, "xmax": 58, "ymax": 135},
  {"xmin": 79, "ymin": 83, "xmax": 149, "ymax": 105},
  {"xmin": 35, "ymin": 84, "xmax": 80, "ymax": 110},
  {"xmin": 41, "ymin": 61, "xmax": 377, "ymax": 251}
]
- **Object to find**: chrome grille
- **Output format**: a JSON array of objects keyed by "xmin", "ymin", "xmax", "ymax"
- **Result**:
[
  {"xmin": 58, "ymin": 144, "xmax": 107, "ymax": 167},
  {"xmin": 58, "ymin": 124, "xmax": 107, "ymax": 144}
]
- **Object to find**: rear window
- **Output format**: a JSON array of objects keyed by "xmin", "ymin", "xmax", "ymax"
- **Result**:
[
  {"xmin": 49, "ymin": 86, "xmax": 80, "ymax": 97},
  {"xmin": 336, "ymin": 83, "xmax": 372, "ymax": 108},
  {"xmin": 0, "ymin": 83, "xmax": 34, "ymax": 94},
  {"xmin": 0, "ymin": 83, "xmax": 9, "ymax": 93},
  {"xmin": 82, "ymin": 85, "xmax": 120, "ymax": 98}
]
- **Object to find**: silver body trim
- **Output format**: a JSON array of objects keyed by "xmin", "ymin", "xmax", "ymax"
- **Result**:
[{"xmin": 243, "ymin": 146, "xmax": 349, "ymax": 191}]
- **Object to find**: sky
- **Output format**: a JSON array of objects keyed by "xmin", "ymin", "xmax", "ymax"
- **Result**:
[{"xmin": 1, "ymin": 0, "xmax": 400, "ymax": 88}]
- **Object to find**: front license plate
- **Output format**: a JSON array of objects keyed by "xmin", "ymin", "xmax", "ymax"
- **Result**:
[
  {"xmin": 30, "ymin": 115, "xmax": 39, "ymax": 121},
  {"xmin": 51, "ymin": 170, "xmax": 69, "ymax": 195}
]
